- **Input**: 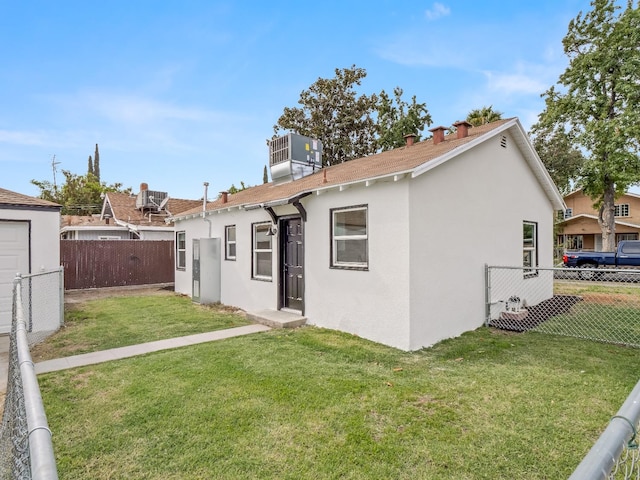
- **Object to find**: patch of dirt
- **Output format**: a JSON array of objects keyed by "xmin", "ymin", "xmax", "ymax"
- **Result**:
[
  {"xmin": 64, "ymin": 283, "xmax": 176, "ymax": 304},
  {"xmin": 582, "ymin": 292, "xmax": 640, "ymax": 306}
]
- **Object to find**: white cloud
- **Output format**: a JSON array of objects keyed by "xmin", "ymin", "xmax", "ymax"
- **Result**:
[
  {"xmin": 481, "ymin": 61, "xmax": 558, "ymax": 97},
  {"xmin": 425, "ymin": 2, "xmax": 451, "ymax": 21},
  {"xmin": 0, "ymin": 130, "xmax": 48, "ymax": 146},
  {"xmin": 483, "ymin": 71, "xmax": 547, "ymax": 96}
]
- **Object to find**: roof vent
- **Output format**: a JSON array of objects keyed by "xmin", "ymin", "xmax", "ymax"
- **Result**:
[
  {"xmin": 500, "ymin": 135, "xmax": 508, "ymax": 148},
  {"xmin": 136, "ymin": 190, "xmax": 169, "ymax": 211},
  {"xmin": 269, "ymin": 133, "xmax": 323, "ymax": 184}
]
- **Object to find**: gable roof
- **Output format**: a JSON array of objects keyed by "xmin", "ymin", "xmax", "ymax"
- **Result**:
[
  {"xmin": 0, "ymin": 187, "xmax": 61, "ymax": 210},
  {"xmin": 565, "ymin": 188, "xmax": 640, "ymax": 202},
  {"xmin": 557, "ymin": 213, "xmax": 640, "ymax": 230},
  {"xmin": 173, "ymin": 117, "xmax": 565, "ymax": 221},
  {"xmin": 103, "ymin": 192, "xmax": 201, "ymax": 228}
]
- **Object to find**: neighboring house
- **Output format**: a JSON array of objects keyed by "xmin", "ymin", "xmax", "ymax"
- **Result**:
[
  {"xmin": 0, "ymin": 187, "xmax": 61, "ymax": 333},
  {"xmin": 60, "ymin": 214, "xmax": 131, "ymax": 240},
  {"xmin": 60, "ymin": 184, "xmax": 201, "ymax": 240},
  {"xmin": 557, "ymin": 189, "xmax": 640, "ymax": 251},
  {"xmin": 171, "ymin": 118, "xmax": 565, "ymax": 351}
]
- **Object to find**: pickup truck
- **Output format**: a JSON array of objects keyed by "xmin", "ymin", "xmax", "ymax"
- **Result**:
[{"xmin": 563, "ymin": 240, "xmax": 640, "ymax": 277}]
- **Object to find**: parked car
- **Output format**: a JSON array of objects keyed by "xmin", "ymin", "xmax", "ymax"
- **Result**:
[{"xmin": 563, "ymin": 240, "xmax": 640, "ymax": 279}]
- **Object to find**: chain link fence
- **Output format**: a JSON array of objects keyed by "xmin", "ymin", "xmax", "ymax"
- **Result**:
[
  {"xmin": 486, "ymin": 265, "xmax": 640, "ymax": 479},
  {"xmin": 1, "ymin": 269, "xmax": 62, "ymax": 479},
  {"xmin": 486, "ymin": 266, "xmax": 640, "ymax": 347}
]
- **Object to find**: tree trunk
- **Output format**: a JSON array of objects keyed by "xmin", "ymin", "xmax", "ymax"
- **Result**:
[{"xmin": 598, "ymin": 182, "xmax": 616, "ymax": 252}]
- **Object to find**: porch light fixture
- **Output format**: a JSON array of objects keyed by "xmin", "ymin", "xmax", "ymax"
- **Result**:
[{"xmin": 266, "ymin": 224, "xmax": 277, "ymax": 236}]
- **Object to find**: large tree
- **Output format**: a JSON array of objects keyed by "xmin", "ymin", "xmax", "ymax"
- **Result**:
[
  {"xmin": 376, "ymin": 87, "xmax": 432, "ymax": 151},
  {"xmin": 466, "ymin": 106, "xmax": 503, "ymax": 127},
  {"xmin": 32, "ymin": 171, "xmax": 130, "ymax": 215},
  {"xmin": 530, "ymin": 123, "xmax": 587, "ymax": 195},
  {"xmin": 274, "ymin": 65, "xmax": 379, "ymax": 166},
  {"xmin": 94, "ymin": 144, "xmax": 101, "ymax": 181},
  {"xmin": 536, "ymin": 0, "xmax": 640, "ymax": 251}
]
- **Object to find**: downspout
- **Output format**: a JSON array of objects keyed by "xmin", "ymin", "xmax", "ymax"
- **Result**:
[{"xmin": 202, "ymin": 182, "xmax": 212, "ymax": 237}]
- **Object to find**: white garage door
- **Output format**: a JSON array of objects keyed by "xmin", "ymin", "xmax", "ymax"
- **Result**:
[{"xmin": 0, "ymin": 221, "xmax": 29, "ymax": 333}]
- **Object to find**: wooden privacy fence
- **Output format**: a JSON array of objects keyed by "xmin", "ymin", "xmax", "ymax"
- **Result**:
[{"xmin": 61, "ymin": 240, "xmax": 175, "ymax": 290}]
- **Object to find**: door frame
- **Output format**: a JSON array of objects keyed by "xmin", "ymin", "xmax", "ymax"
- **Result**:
[{"xmin": 278, "ymin": 215, "xmax": 304, "ymax": 314}]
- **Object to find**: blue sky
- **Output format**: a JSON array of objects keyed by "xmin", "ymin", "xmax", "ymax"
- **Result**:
[{"xmin": 1, "ymin": 0, "xmax": 595, "ymax": 200}]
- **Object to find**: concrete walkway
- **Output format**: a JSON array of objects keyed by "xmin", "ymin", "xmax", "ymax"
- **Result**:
[
  {"xmin": 34, "ymin": 324, "xmax": 271, "ymax": 374},
  {"xmin": 0, "ymin": 324, "xmax": 271, "ymax": 401}
]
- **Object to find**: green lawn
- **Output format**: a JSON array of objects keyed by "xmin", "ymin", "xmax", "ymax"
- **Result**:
[
  {"xmin": 36, "ymin": 294, "xmax": 640, "ymax": 479},
  {"xmin": 540, "ymin": 281, "xmax": 640, "ymax": 346},
  {"xmin": 30, "ymin": 294, "xmax": 250, "ymax": 362}
]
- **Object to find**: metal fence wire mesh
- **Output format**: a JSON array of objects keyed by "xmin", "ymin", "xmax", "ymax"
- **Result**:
[
  {"xmin": 0, "ymin": 270, "xmax": 62, "ymax": 480},
  {"xmin": 486, "ymin": 266, "xmax": 640, "ymax": 347},
  {"xmin": 487, "ymin": 265, "xmax": 640, "ymax": 479}
]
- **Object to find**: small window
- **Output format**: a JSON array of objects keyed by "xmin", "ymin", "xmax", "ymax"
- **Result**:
[
  {"xmin": 176, "ymin": 231, "xmax": 186, "ymax": 270},
  {"xmin": 617, "ymin": 233, "xmax": 638, "ymax": 244},
  {"xmin": 523, "ymin": 221, "xmax": 537, "ymax": 276},
  {"xmin": 225, "ymin": 225, "xmax": 236, "ymax": 260},
  {"xmin": 252, "ymin": 223, "xmax": 272, "ymax": 280},
  {"xmin": 615, "ymin": 204, "xmax": 630, "ymax": 217},
  {"xmin": 331, "ymin": 206, "xmax": 368, "ymax": 269}
]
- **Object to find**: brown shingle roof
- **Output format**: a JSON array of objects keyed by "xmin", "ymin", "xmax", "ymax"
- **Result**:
[
  {"xmin": 61, "ymin": 215, "xmax": 112, "ymax": 227},
  {"xmin": 105, "ymin": 192, "xmax": 201, "ymax": 226},
  {"xmin": 176, "ymin": 118, "xmax": 516, "ymax": 218},
  {"xmin": 0, "ymin": 187, "xmax": 61, "ymax": 208}
]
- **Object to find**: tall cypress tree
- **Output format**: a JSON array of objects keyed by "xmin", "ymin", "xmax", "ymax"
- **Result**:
[
  {"xmin": 94, "ymin": 144, "xmax": 101, "ymax": 182},
  {"xmin": 263, "ymin": 165, "xmax": 269, "ymax": 184},
  {"xmin": 87, "ymin": 155, "xmax": 94, "ymax": 176}
]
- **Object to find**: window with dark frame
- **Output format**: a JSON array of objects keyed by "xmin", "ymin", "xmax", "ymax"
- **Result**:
[
  {"xmin": 523, "ymin": 221, "xmax": 537, "ymax": 276},
  {"xmin": 252, "ymin": 223, "xmax": 272, "ymax": 280},
  {"xmin": 176, "ymin": 231, "xmax": 186, "ymax": 270},
  {"xmin": 225, "ymin": 225, "xmax": 236, "ymax": 260},
  {"xmin": 331, "ymin": 205, "xmax": 368, "ymax": 269}
]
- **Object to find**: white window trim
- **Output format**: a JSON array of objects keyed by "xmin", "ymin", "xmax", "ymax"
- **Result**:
[
  {"xmin": 523, "ymin": 221, "xmax": 537, "ymax": 277},
  {"xmin": 176, "ymin": 231, "xmax": 186, "ymax": 270},
  {"xmin": 331, "ymin": 205, "xmax": 368, "ymax": 269},
  {"xmin": 225, "ymin": 225, "xmax": 236, "ymax": 260},
  {"xmin": 252, "ymin": 223, "xmax": 272, "ymax": 280},
  {"xmin": 615, "ymin": 204, "xmax": 630, "ymax": 217}
]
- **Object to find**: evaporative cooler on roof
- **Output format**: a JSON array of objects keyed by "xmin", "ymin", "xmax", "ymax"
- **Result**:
[{"xmin": 269, "ymin": 133, "xmax": 323, "ymax": 184}]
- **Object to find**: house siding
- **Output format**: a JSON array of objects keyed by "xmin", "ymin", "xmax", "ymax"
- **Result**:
[
  {"xmin": 174, "ymin": 208, "xmax": 279, "ymax": 312},
  {"xmin": 303, "ymin": 180, "xmax": 412, "ymax": 350},
  {"xmin": 408, "ymin": 131, "xmax": 555, "ymax": 349},
  {"xmin": 0, "ymin": 207, "xmax": 60, "ymax": 270}
]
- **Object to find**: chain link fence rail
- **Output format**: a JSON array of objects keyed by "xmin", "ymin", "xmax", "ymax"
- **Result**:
[
  {"xmin": 486, "ymin": 264, "xmax": 640, "ymax": 479},
  {"xmin": 568, "ymin": 379, "xmax": 640, "ymax": 480},
  {"xmin": 1, "ymin": 269, "xmax": 62, "ymax": 479}
]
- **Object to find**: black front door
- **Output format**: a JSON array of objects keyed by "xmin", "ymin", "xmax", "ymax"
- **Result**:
[{"xmin": 281, "ymin": 217, "xmax": 303, "ymax": 311}]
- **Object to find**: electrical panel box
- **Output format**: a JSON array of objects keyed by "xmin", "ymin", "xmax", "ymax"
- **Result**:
[{"xmin": 192, "ymin": 237, "xmax": 221, "ymax": 304}]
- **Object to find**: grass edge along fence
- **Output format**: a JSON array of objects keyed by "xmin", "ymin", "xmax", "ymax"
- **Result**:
[
  {"xmin": 1, "ymin": 272, "xmax": 61, "ymax": 480},
  {"xmin": 569, "ymin": 379, "xmax": 640, "ymax": 480},
  {"xmin": 486, "ymin": 264, "xmax": 640, "ymax": 478}
]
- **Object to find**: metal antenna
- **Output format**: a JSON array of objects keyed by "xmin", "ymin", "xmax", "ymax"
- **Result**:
[{"xmin": 51, "ymin": 155, "xmax": 61, "ymax": 191}]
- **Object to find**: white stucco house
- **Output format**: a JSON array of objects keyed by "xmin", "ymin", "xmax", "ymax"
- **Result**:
[
  {"xmin": 0, "ymin": 188, "xmax": 61, "ymax": 334},
  {"xmin": 171, "ymin": 118, "xmax": 565, "ymax": 351}
]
